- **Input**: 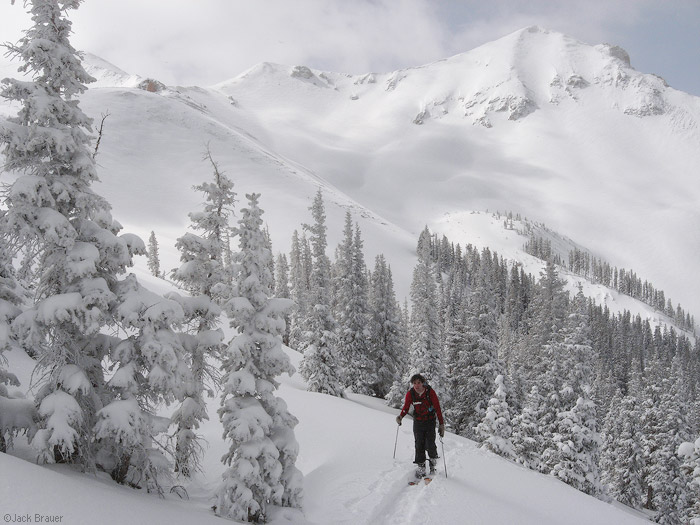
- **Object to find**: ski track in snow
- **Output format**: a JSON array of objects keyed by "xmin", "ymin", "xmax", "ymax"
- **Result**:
[
  {"xmin": 339, "ymin": 439, "xmax": 485, "ymax": 525},
  {"xmin": 363, "ymin": 464, "xmax": 430, "ymax": 525}
]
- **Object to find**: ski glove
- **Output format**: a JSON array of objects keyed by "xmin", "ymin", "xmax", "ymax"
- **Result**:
[
  {"xmin": 438, "ymin": 424, "xmax": 445, "ymax": 437},
  {"xmin": 396, "ymin": 416, "xmax": 403, "ymax": 426}
]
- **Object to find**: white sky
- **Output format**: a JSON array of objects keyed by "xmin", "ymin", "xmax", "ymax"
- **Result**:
[{"xmin": 1, "ymin": 0, "xmax": 699, "ymax": 96}]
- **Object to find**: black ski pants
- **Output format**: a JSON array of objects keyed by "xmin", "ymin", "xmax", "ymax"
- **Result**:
[{"xmin": 413, "ymin": 418, "xmax": 438, "ymax": 465}]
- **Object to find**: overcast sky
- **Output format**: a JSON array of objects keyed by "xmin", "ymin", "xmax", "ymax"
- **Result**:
[{"xmin": 1, "ymin": 0, "xmax": 699, "ymax": 96}]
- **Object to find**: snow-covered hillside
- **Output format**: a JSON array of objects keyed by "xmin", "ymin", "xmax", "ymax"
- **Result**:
[
  {"xmin": 3, "ymin": 25, "xmax": 696, "ymax": 319},
  {"xmin": 210, "ymin": 26, "xmax": 700, "ymax": 319},
  {"xmin": 0, "ymin": 269, "xmax": 649, "ymax": 525}
]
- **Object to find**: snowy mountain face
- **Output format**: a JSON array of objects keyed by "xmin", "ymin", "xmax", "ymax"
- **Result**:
[
  {"xmin": 1, "ymin": 25, "xmax": 698, "ymax": 317},
  {"xmin": 211, "ymin": 26, "xmax": 700, "ymax": 318}
]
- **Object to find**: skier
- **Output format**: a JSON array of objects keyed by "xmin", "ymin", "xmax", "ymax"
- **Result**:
[{"xmin": 396, "ymin": 373, "xmax": 445, "ymax": 478}]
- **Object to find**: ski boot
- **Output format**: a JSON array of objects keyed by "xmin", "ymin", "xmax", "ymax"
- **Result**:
[
  {"xmin": 428, "ymin": 458, "xmax": 437, "ymax": 476},
  {"xmin": 414, "ymin": 462, "xmax": 426, "ymax": 479}
]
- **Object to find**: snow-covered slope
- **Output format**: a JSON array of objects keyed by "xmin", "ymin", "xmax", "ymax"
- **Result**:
[
  {"xmin": 0, "ymin": 286, "xmax": 649, "ymax": 525},
  {"xmin": 3, "ymin": 26, "xmax": 697, "ymax": 317},
  {"xmin": 209, "ymin": 26, "xmax": 700, "ymax": 318},
  {"xmin": 432, "ymin": 210, "xmax": 687, "ymax": 333}
]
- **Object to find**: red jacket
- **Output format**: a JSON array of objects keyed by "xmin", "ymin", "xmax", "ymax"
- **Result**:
[{"xmin": 399, "ymin": 386, "xmax": 444, "ymax": 425}]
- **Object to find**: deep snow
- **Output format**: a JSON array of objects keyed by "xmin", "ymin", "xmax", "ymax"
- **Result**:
[{"xmin": 0, "ymin": 267, "xmax": 650, "ymax": 524}]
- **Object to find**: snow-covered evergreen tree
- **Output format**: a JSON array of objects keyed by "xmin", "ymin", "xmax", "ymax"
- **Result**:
[
  {"xmin": 171, "ymin": 146, "xmax": 235, "ymax": 300},
  {"xmin": 297, "ymin": 190, "xmax": 344, "ymax": 396},
  {"xmin": 147, "ymin": 231, "xmax": 161, "ymax": 278},
  {"xmin": 0, "ymin": 240, "xmax": 28, "ymax": 452},
  {"xmin": 600, "ymin": 390, "xmax": 645, "ymax": 509},
  {"xmin": 514, "ymin": 259, "xmax": 569, "ymax": 393},
  {"xmin": 333, "ymin": 213, "xmax": 372, "ymax": 394},
  {"xmin": 646, "ymin": 359, "xmax": 691, "ymax": 524},
  {"xmin": 166, "ymin": 292, "xmax": 223, "ymax": 477},
  {"xmin": 562, "ymin": 286, "xmax": 596, "ymax": 395},
  {"xmin": 511, "ymin": 385, "xmax": 545, "ymax": 472},
  {"xmin": 0, "ymin": 241, "xmax": 23, "ymax": 398},
  {"xmin": 287, "ymin": 230, "xmax": 308, "ymax": 351},
  {"xmin": 1, "ymin": 0, "xmax": 145, "ymax": 468},
  {"xmin": 550, "ymin": 392, "xmax": 602, "ymax": 497},
  {"xmin": 368, "ymin": 254, "xmax": 402, "ymax": 398},
  {"xmin": 169, "ymin": 147, "xmax": 234, "ymax": 476},
  {"xmin": 97, "ymin": 275, "xmax": 189, "ymax": 490},
  {"xmin": 386, "ymin": 299, "xmax": 411, "ymax": 407},
  {"xmin": 274, "ymin": 253, "xmax": 291, "ymax": 345},
  {"xmin": 476, "ymin": 374, "xmax": 515, "ymax": 459},
  {"xmin": 679, "ymin": 437, "xmax": 700, "ymax": 525},
  {"xmin": 217, "ymin": 193, "xmax": 302, "ymax": 522},
  {"xmin": 445, "ymin": 262, "xmax": 504, "ymax": 440},
  {"xmin": 407, "ymin": 227, "xmax": 442, "ymax": 390}
]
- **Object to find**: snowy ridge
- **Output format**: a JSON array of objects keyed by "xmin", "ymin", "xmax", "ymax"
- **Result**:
[
  {"xmin": 82, "ymin": 52, "xmax": 142, "ymax": 88},
  {"xmin": 214, "ymin": 26, "xmax": 700, "ymax": 131},
  {"xmin": 431, "ymin": 211, "xmax": 695, "ymax": 335}
]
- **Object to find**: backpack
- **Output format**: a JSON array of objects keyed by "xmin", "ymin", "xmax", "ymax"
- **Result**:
[{"xmin": 409, "ymin": 385, "xmax": 436, "ymax": 422}]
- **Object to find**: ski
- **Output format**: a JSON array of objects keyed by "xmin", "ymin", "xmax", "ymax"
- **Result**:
[{"xmin": 408, "ymin": 477, "xmax": 432, "ymax": 486}]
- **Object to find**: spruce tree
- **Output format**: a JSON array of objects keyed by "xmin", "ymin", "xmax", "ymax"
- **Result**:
[
  {"xmin": 551, "ymin": 392, "xmax": 602, "ymax": 497},
  {"xmin": 0, "ymin": 241, "xmax": 26, "ymax": 452},
  {"xmin": 217, "ymin": 194, "xmax": 302, "ymax": 521},
  {"xmin": 287, "ymin": 230, "xmax": 308, "ymax": 351},
  {"xmin": 298, "ymin": 190, "xmax": 344, "ymax": 396},
  {"xmin": 147, "ymin": 231, "xmax": 161, "ymax": 278},
  {"xmin": 647, "ymin": 361, "xmax": 691, "ymax": 524},
  {"xmin": 96, "ymin": 276, "xmax": 190, "ymax": 491},
  {"xmin": 679, "ymin": 437, "xmax": 700, "ymax": 524},
  {"xmin": 385, "ymin": 300, "xmax": 411, "ymax": 407},
  {"xmin": 600, "ymin": 391, "xmax": 645, "ymax": 509},
  {"xmin": 274, "ymin": 253, "xmax": 291, "ymax": 345},
  {"xmin": 516, "ymin": 259, "xmax": 569, "ymax": 393},
  {"xmin": 511, "ymin": 385, "xmax": 545, "ymax": 472},
  {"xmin": 169, "ymin": 147, "xmax": 234, "ymax": 477},
  {"xmin": 334, "ymin": 214, "xmax": 373, "ymax": 394},
  {"xmin": 172, "ymin": 146, "xmax": 235, "ymax": 299},
  {"xmin": 476, "ymin": 374, "xmax": 515, "ymax": 459},
  {"xmin": 0, "ymin": 241, "xmax": 23, "ymax": 398},
  {"xmin": 1, "ymin": 0, "xmax": 145, "ymax": 468},
  {"xmin": 368, "ymin": 255, "xmax": 402, "ymax": 398},
  {"xmin": 445, "ymin": 265, "xmax": 504, "ymax": 440},
  {"xmin": 407, "ymin": 228, "xmax": 442, "ymax": 391}
]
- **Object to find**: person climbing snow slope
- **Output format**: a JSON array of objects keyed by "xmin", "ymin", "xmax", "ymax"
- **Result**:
[{"xmin": 396, "ymin": 373, "xmax": 445, "ymax": 478}]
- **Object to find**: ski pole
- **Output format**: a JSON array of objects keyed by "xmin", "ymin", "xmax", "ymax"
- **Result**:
[
  {"xmin": 440, "ymin": 436, "xmax": 447, "ymax": 478},
  {"xmin": 393, "ymin": 423, "xmax": 400, "ymax": 459}
]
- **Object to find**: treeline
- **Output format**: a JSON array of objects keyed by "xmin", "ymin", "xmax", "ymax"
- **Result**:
[
  {"xmin": 414, "ymin": 229, "xmax": 700, "ymax": 524},
  {"xmin": 524, "ymin": 234, "xmax": 696, "ymax": 333}
]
